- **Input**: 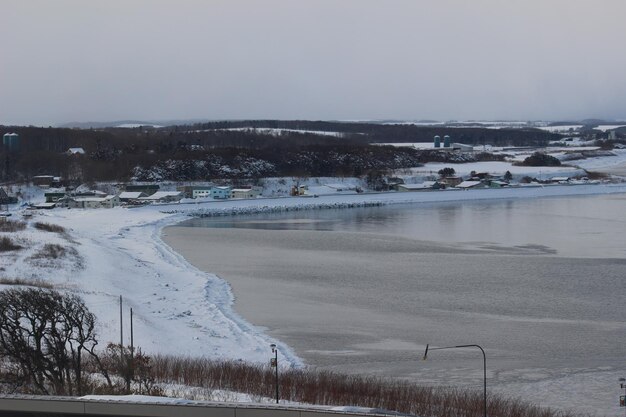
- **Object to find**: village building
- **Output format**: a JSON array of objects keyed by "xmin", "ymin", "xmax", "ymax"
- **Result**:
[
  {"xmin": 396, "ymin": 181, "xmax": 444, "ymax": 192},
  {"xmin": 177, "ymin": 185, "xmax": 214, "ymax": 199},
  {"xmin": 439, "ymin": 176, "xmax": 463, "ymax": 187},
  {"xmin": 119, "ymin": 191, "xmax": 147, "ymax": 203},
  {"xmin": 44, "ymin": 190, "xmax": 67, "ymax": 203},
  {"xmin": 456, "ymin": 180, "xmax": 487, "ymax": 189},
  {"xmin": 124, "ymin": 184, "xmax": 160, "ymax": 196},
  {"xmin": 231, "ymin": 187, "xmax": 262, "ymax": 199},
  {"xmin": 65, "ymin": 195, "xmax": 120, "ymax": 209},
  {"xmin": 211, "ymin": 186, "xmax": 231, "ymax": 199},
  {"xmin": 137, "ymin": 191, "xmax": 183, "ymax": 203},
  {"xmin": 73, "ymin": 190, "xmax": 107, "ymax": 198},
  {"xmin": 488, "ymin": 180, "xmax": 509, "ymax": 188}
]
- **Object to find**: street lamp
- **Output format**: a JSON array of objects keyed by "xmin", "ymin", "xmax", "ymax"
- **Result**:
[
  {"xmin": 618, "ymin": 378, "xmax": 626, "ymax": 407},
  {"xmin": 270, "ymin": 343, "xmax": 279, "ymax": 404},
  {"xmin": 423, "ymin": 344, "xmax": 487, "ymax": 417}
]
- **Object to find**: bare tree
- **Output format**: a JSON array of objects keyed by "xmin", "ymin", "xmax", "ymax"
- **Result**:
[{"xmin": 0, "ymin": 288, "xmax": 110, "ymax": 395}]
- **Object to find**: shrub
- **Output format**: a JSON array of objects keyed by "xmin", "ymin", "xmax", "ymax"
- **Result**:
[
  {"xmin": 0, "ymin": 220, "xmax": 26, "ymax": 232},
  {"xmin": 30, "ymin": 244, "xmax": 66, "ymax": 259},
  {"xmin": 0, "ymin": 277, "xmax": 53, "ymax": 288},
  {"xmin": 34, "ymin": 222, "xmax": 66, "ymax": 233},
  {"xmin": 0, "ymin": 236, "xmax": 22, "ymax": 251},
  {"xmin": 518, "ymin": 152, "xmax": 561, "ymax": 167}
]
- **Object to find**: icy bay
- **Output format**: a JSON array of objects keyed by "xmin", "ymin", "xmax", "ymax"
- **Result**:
[{"xmin": 163, "ymin": 193, "xmax": 626, "ymax": 414}]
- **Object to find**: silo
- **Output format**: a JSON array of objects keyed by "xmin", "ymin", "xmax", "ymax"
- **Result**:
[
  {"xmin": 434, "ymin": 135, "xmax": 441, "ymax": 148},
  {"xmin": 443, "ymin": 135, "xmax": 451, "ymax": 148},
  {"xmin": 4, "ymin": 133, "xmax": 19, "ymax": 151}
]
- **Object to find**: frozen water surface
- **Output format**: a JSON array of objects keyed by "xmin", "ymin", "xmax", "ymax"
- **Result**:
[{"xmin": 163, "ymin": 194, "xmax": 626, "ymax": 415}]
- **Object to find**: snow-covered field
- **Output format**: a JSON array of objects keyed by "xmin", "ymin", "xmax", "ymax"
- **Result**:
[
  {"xmin": 195, "ymin": 127, "xmax": 346, "ymax": 137},
  {"xmin": 535, "ymin": 125, "xmax": 583, "ymax": 132},
  {"xmin": 594, "ymin": 124, "xmax": 626, "ymax": 132}
]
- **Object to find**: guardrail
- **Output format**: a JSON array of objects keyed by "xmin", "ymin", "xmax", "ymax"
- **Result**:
[{"xmin": 0, "ymin": 395, "xmax": 408, "ymax": 417}]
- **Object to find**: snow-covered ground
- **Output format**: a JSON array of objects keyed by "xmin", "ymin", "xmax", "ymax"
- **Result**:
[
  {"xmin": 0, "ymin": 207, "xmax": 302, "ymax": 367},
  {"xmin": 195, "ymin": 127, "xmax": 346, "ymax": 137},
  {"xmin": 117, "ymin": 123, "xmax": 164, "ymax": 128},
  {"xmin": 593, "ymin": 124, "xmax": 626, "ymax": 132},
  {"xmin": 535, "ymin": 125, "xmax": 583, "ymax": 132}
]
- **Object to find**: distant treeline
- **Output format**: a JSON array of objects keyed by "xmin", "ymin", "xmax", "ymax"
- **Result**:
[
  {"xmin": 0, "ymin": 121, "xmax": 553, "ymax": 182},
  {"xmin": 184, "ymin": 120, "xmax": 559, "ymax": 147}
]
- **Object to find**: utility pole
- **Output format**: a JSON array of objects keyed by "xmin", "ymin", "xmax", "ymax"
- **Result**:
[
  {"xmin": 119, "ymin": 295, "xmax": 123, "ymax": 358},
  {"xmin": 270, "ymin": 344, "xmax": 279, "ymax": 404},
  {"xmin": 130, "ymin": 308, "xmax": 134, "ymax": 388}
]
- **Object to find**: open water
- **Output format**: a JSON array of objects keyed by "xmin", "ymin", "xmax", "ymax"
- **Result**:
[{"xmin": 163, "ymin": 193, "xmax": 626, "ymax": 415}]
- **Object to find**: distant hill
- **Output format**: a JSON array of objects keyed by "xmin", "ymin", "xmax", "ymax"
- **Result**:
[{"xmin": 57, "ymin": 119, "xmax": 216, "ymax": 129}]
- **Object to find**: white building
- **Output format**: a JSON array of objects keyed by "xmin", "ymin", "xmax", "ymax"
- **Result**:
[
  {"xmin": 231, "ymin": 187, "xmax": 262, "ymax": 199},
  {"xmin": 138, "ymin": 191, "xmax": 184, "ymax": 203},
  {"xmin": 66, "ymin": 195, "xmax": 120, "ymax": 209},
  {"xmin": 66, "ymin": 147, "xmax": 86, "ymax": 155}
]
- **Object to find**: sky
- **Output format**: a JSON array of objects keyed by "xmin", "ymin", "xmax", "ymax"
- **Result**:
[{"xmin": 1, "ymin": 0, "xmax": 625, "ymax": 126}]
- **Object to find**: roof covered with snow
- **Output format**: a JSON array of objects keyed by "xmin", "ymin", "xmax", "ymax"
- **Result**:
[
  {"xmin": 119, "ymin": 191, "xmax": 144, "ymax": 199},
  {"xmin": 457, "ymin": 180, "xmax": 483, "ymax": 188}
]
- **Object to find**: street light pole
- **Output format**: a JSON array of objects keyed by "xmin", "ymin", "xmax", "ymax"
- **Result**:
[
  {"xmin": 618, "ymin": 378, "xmax": 626, "ymax": 415},
  {"xmin": 270, "ymin": 343, "xmax": 279, "ymax": 404},
  {"xmin": 423, "ymin": 344, "xmax": 487, "ymax": 417}
]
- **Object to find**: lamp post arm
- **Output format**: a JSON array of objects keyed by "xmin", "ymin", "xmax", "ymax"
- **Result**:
[{"xmin": 422, "ymin": 344, "xmax": 487, "ymax": 417}]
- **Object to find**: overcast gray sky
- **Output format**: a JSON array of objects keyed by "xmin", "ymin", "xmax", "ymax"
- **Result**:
[{"xmin": 1, "ymin": 0, "xmax": 625, "ymax": 125}]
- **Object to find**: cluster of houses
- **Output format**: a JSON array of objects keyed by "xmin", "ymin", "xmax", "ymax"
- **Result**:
[
  {"xmin": 389, "ymin": 172, "xmax": 507, "ymax": 192},
  {"xmin": 38, "ymin": 183, "xmax": 263, "ymax": 209},
  {"xmin": 393, "ymin": 173, "xmax": 575, "ymax": 192}
]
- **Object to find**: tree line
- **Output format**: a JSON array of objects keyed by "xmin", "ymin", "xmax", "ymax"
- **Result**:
[{"xmin": 1, "ymin": 122, "xmax": 553, "ymax": 183}]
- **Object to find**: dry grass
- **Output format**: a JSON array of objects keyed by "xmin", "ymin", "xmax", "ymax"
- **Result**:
[
  {"xmin": 0, "ymin": 220, "xmax": 26, "ymax": 232},
  {"xmin": 29, "ymin": 243, "xmax": 67, "ymax": 259},
  {"xmin": 0, "ymin": 237, "xmax": 22, "ymax": 251},
  {"xmin": 145, "ymin": 356, "xmax": 581, "ymax": 417},
  {"xmin": 2, "ymin": 351, "xmax": 584, "ymax": 417},
  {"xmin": 0, "ymin": 277, "xmax": 54, "ymax": 289},
  {"xmin": 34, "ymin": 222, "xmax": 66, "ymax": 234}
]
